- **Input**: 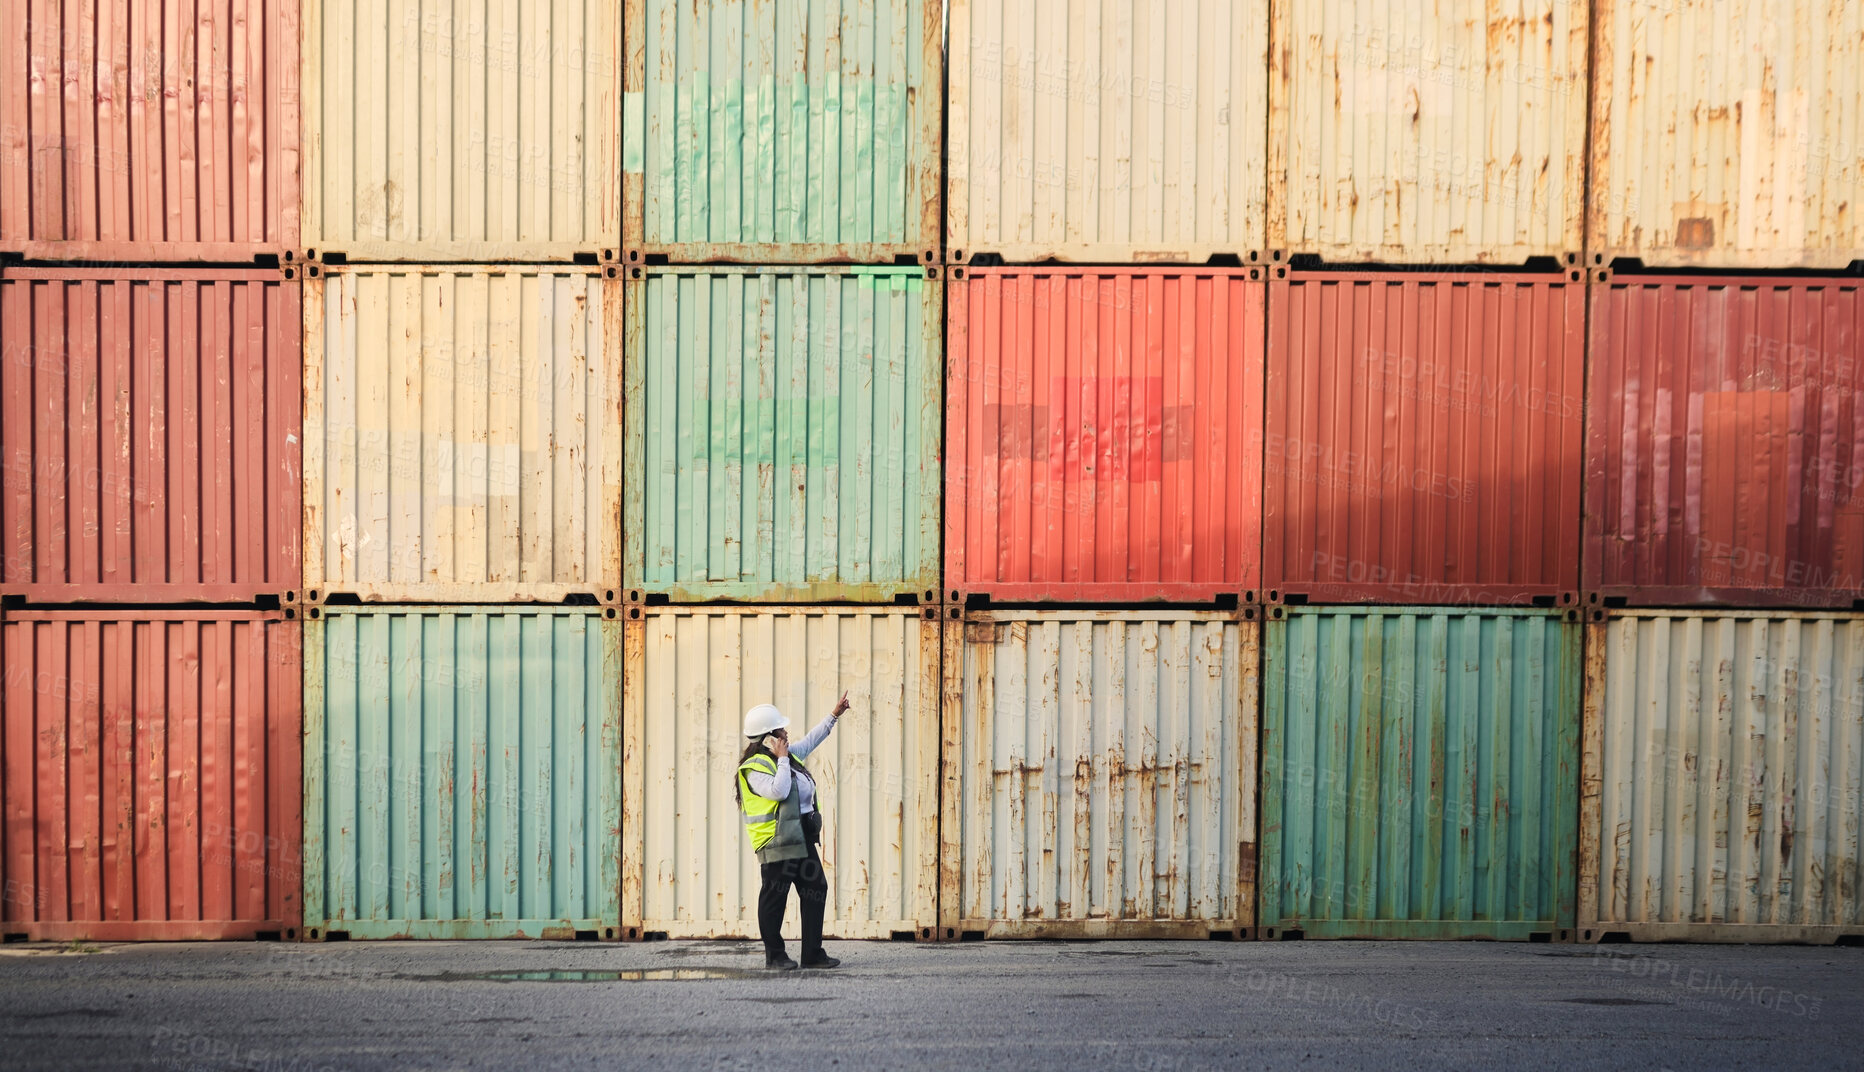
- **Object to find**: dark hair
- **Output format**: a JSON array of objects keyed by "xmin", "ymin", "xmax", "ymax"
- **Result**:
[{"xmin": 733, "ymin": 736, "xmax": 813, "ymax": 808}]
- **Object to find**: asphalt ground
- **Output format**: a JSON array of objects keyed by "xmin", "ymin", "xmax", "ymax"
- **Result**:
[{"xmin": 1, "ymin": 938, "xmax": 1858, "ymax": 1070}]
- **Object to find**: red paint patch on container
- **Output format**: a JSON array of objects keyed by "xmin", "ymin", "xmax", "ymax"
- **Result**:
[
  {"xmin": 0, "ymin": 0, "xmax": 300, "ymax": 262},
  {"xmin": 1262, "ymin": 269, "xmax": 1585, "ymax": 606},
  {"xmin": 1, "ymin": 267, "xmax": 302, "ymax": 604},
  {"xmin": 1586, "ymin": 277, "xmax": 1864, "ymax": 607},
  {"xmin": 946, "ymin": 268, "xmax": 1264, "ymax": 604},
  {"xmin": 1, "ymin": 610, "xmax": 302, "ymax": 941}
]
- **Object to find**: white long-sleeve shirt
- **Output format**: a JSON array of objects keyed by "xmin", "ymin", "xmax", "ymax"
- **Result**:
[{"xmin": 745, "ymin": 714, "xmax": 838, "ymax": 815}]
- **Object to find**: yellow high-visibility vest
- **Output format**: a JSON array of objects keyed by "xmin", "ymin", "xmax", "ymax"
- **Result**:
[{"xmin": 737, "ymin": 753, "xmax": 810, "ymax": 863}]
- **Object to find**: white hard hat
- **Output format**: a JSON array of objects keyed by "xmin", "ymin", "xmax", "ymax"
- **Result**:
[{"xmin": 743, "ymin": 703, "xmax": 789, "ymax": 738}]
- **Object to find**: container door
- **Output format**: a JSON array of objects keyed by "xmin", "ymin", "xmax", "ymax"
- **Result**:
[
  {"xmin": 1261, "ymin": 606, "xmax": 1580, "ymax": 940},
  {"xmin": 303, "ymin": 608, "xmax": 623, "ymax": 940},
  {"xmin": 942, "ymin": 610, "xmax": 1258, "ymax": 938}
]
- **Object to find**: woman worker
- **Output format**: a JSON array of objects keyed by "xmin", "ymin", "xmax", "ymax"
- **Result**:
[{"xmin": 736, "ymin": 691, "xmax": 852, "ymax": 970}]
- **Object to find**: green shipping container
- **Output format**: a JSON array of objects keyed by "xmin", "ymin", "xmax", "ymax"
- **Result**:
[
  {"xmin": 624, "ymin": 266, "xmax": 942, "ymax": 604},
  {"xmin": 1261, "ymin": 606, "xmax": 1581, "ymax": 940},
  {"xmin": 303, "ymin": 608, "xmax": 622, "ymax": 940}
]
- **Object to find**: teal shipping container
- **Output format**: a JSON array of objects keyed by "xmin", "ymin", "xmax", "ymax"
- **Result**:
[
  {"xmin": 303, "ymin": 607, "xmax": 622, "ymax": 940},
  {"xmin": 624, "ymin": 266, "xmax": 942, "ymax": 604},
  {"xmin": 623, "ymin": 0, "xmax": 943, "ymax": 264},
  {"xmin": 1261, "ymin": 607, "xmax": 1581, "ymax": 940}
]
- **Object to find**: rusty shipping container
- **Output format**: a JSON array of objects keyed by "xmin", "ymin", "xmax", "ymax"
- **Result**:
[
  {"xmin": 622, "ymin": 606, "xmax": 939, "ymax": 940},
  {"xmin": 1, "ymin": 610, "xmax": 302, "ymax": 942},
  {"xmin": 302, "ymin": 0, "xmax": 619, "ymax": 262},
  {"xmin": 946, "ymin": 267, "xmax": 1264, "ymax": 604},
  {"xmin": 1590, "ymin": 0, "xmax": 1864, "ymax": 270},
  {"xmin": 1261, "ymin": 606, "xmax": 1581, "ymax": 940},
  {"xmin": 1, "ymin": 268, "xmax": 302, "ymax": 604},
  {"xmin": 625, "ymin": 266, "xmax": 942, "ymax": 604},
  {"xmin": 1581, "ymin": 610, "xmax": 1864, "ymax": 944},
  {"xmin": 1, "ymin": 0, "xmax": 300, "ymax": 262},
  {"xmin": 303, "ymin": 607, "xmax": 622, "ymax": 940},
  {"xmin": 1263, "ymin": 269, "xmax": 1585, "ymax": 607},
  {"xmin": 1268, "ymin": 0, "xmax": 1588, "ymax": 266},
  {"xmin": 624, "ymin": 0, "xmax": 942, "ymax": 265},
  {"xmin": 303, "ymin": 265, "xmax": 622, "ymax": 605},
  {"xmin": 947, "ymin": 0, "xmax": 1268, "ymax": 265},
  {"xmin": 941, "ymin": 609, "xmax": 1259, "ymax": 939},
  {"xmin": 1586, "ymin": 277, "xmax": 1864, "ymax": 608}
]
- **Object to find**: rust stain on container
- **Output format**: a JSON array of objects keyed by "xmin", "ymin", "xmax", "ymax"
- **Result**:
[
  {"xmin": 1263, "ymin": 269, "xmax": 1585, "ymax": 606},
  {"xmin": 0, "ymin": 610, "xmax": 302, "ymax": 941},
  {"xmin": 1, "ymin": 0, "xmax": 300, "ymax": 262},
  {"xmin": 1, "ymin": 268, "xmax": 302, "ymax": 604},
  {"xmin": 946, "ymin": 268, "xmax": 1265, "ymax": 604},
  {"xmin": 1585, "ymin": 278, "xmax": 1864, "ymax": 607}
]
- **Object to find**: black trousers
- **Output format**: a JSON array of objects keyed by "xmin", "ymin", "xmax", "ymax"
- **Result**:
[{"xmin": 758, "ymin": 841, "xmax": 827, "ymax": 961}]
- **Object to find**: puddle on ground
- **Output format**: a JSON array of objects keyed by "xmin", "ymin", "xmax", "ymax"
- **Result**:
[{"xmin": 419, "ymin": 968, "xmax": 765, "ymax": 983}]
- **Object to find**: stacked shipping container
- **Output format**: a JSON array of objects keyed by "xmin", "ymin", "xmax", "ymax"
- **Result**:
[
  {"xmin": 616, "ymin": 0, "xmax": 947, "ymax": 943},
  {"xmin": 4, "ymin": 0, "xmax": 1861, "ymax": 949},
  {"xmin": 1253, "ymin": 0, "xmax": 1597, "ymax": 942},
  {"xmin": 941, "ymin": 0, "xmax": 1267, "ymax": 938},
  {"xmin": 0, "ymin": 0, "xmax": 307, "ymax": 942},
  {"xmin": 1577, "ymin": 0, "xmax": 1864, "ymax": 944},
  {"xmin": 295, "ymin": 0, "xmax": 626, "ymax": 941}
]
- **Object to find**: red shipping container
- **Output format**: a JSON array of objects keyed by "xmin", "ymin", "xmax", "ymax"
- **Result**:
[
  {"xmin": 946, "ymin": 267, "xmax": 1264, "ymax": 604},
  {"xmin": 1, "ymin": 267, "xmax": 301, "ymax": 604},
  {"xmin": 1, "ymin": 610, "xmax": 302, "ymax": 941},
  {"xmin": 1586, "ymin": 276, "xmax": 1864, "ymax": 608},
  {"xmin": 0, "ymin": 0, "xmax": 300, "ymax": 263},
  {"xmin": 1263, "ymin": 269, "xmax": 1585, "ymax": 606}
]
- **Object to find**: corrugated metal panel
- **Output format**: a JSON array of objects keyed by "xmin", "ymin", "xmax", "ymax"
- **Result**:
[
  {"xmin": 624, "ymin": 266, "xmax": 942, "ymax": 604},
  {"xmin": 0, "ymin": 611, "xmax": 302, "ymax": 941},
  {"xmin": 621, "ymin": 606, "xmax": 939, "ymax": 940},
  {"xmin": 947, "ymin": 0, "xmax": 1268, "ymax": 265},
  {"xmin": 941, "ymin": 610, "xmax": 1257, "ymax": 938},
  {"xmin": 1585, "ymin": 277, "xmax": 1864, "ymax": 608},
  {"xmin": 303, "ymin": 607, "xmax": 622, "ymax": 940},
  {"xmin": 623, "ymin": 0, "xmax": 942, "ymax": 265},
  {"xmin": 302, "ymin": 0, "xmax": 619, "ymax": 261},
  {"xmin": 0, "ymin": 268, "xmax": 302, "ymax": 604},
  {"xmin": 1590, "ymin": 0, "xmax": 1864, "ymax": 269},
  {"xmin": 1267, "ymin": 0, "xmax": 1588, "ymax": 265},
  {"xmin": 1261, "ymin": 606, "xmax": 1581, "ymax": 940},
  {"xmin": 947, "ymin": 268, "xmax": 1265, "ymax": 603},
  {"xmin": 1263, "ymin": 269, "xmax": 1585, "ymax": 606},
  {"xmin": 1580, "ymin": 611, "xmax": 1864, "ymax": 944},
  {"xmin": 0, "ymin": 0, "xmax": 299, "ymax": 262},
  {"xmin": 303, "ymin": 266, "xmax": 623, "ymax": 605}
]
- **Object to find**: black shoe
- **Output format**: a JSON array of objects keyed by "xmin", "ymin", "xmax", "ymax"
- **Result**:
[
  {"xmin": 800, "ymin": 954, "xmax": 841, "ymax": 969},
  {"xmin": 765, "ymin": 954, "xmax": 798, "ymax": 971}
]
